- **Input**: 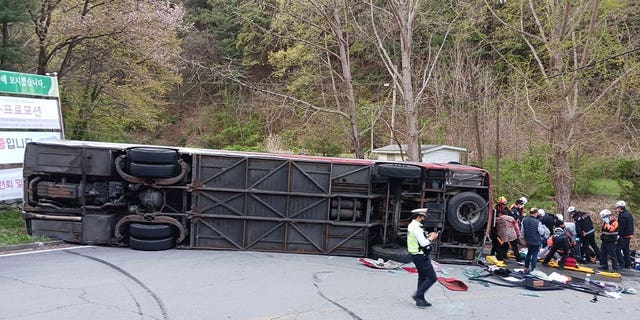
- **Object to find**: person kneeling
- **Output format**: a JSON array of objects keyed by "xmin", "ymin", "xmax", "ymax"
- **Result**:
[{"xmin": 542, "ymin": 220, "xmax": 571, "ymax": 269}]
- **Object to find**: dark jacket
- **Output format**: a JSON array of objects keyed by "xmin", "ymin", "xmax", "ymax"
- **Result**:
[
  {"xmin": 522, "ymin": 216, "xmax": 542, "ymax": 246},
  {"xmin": 539, "ymin": 214, "xmax": 556, "ymax": 235},
  {"xmin": 509, "ymin": 205, "xmax": 523, "ymax": 222},
  {"xmin": 617, "ymin": 209, "xmax": 635, "ymax": 238},
  {"xmin": 574, "ymin": 211, "xmax": 595, "ymax": 236}
]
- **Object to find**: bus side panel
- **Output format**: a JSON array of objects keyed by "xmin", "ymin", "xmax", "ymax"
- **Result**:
[{"xmin": 189, "ymin": 154, "xmax": 371, "ymax": 257}]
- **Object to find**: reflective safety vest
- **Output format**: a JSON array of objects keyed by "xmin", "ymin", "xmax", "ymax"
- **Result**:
[{"xmin": 407, "ymin": 220, "xmax": 422, "ymax": 254}]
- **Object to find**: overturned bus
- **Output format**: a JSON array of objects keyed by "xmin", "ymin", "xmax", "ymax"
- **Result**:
[{"xmin": 22, "ymin": 140, "xmax": 492, "ymax": 263}]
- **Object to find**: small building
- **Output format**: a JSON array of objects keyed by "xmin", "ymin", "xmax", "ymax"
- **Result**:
[{"xmin": 371, "ymin": 144, "xmax": 467, "ymax": 163}]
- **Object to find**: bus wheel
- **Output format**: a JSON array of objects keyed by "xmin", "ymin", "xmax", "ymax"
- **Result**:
[
  {"xmin": 446, "ymin": 192, "xmax": 487, "ymax": 233},
  {"xmin": 130, "ymin": 223, "xmax": 175, "ymax": 239},
  {"xmin": 129, "ymin": 236, "xmax": 175, "ymax": 251}
]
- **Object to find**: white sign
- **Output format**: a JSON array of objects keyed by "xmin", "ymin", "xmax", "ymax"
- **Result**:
[
  {"xmin": 0, "ymin": 131, "xmax": 61, "ymax": 165},
  {"xmin": 0, "ymin": 95, "xmax": 62, "ymax": 129},
  {"xmin": 0, "ymin": 167, "xmax": 23, "ymax": 201}
]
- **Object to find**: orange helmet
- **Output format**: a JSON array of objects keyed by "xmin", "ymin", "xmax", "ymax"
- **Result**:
[{"xmin": 496, "ymin": 196, "xmax": 508, "ymax": 205}]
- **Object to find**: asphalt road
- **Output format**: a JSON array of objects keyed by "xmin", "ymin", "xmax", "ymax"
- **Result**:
[{"xmin": 1, "ymin": 246, "xmax": 639, "ymax": 320}]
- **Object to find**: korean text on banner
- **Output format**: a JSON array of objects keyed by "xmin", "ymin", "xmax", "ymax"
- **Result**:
[
  {"xmin": 0, "ymin": 131, "xmax": 61, "ymax": 165},
  {"xmin": 0, "ymin": 96, "xmax": 61, "ymax": 130},
  {"xmin": 0, "ymin": 167, "xmax": 23, "ymax": 201},
  {"xmin": 0, "ymin": 70, "xmax": 59, "ymax": 97}
]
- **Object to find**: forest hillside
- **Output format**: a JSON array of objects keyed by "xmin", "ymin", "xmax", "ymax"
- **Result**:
[{"xmin": 1, "ymin": 0, "xmax": 639, "ymax": 214}]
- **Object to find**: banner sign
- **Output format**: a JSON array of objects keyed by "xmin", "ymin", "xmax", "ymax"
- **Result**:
[
  {"xmin": 0, "ymin": 70, "xmax": 59, "ymax": 97},
  {"xmin": 0, "ymin": 95, "xmax": 62, "ymax": 129},
  {"xmin": 0, "ymin": 131, "xmax": 61, "ymax": 164},
  {"xmin": 0, "ymin": 167, "xmax": 23, "ymax": 201}
]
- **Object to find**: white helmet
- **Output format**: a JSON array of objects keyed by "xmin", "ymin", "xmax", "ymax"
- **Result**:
[
  {"xmin": 615, "ymin": 200, "xmax": 626, "ymax": 208},
  {"xmin": 599, "ymin": 209, "xmax": 611, "ymax": 218},
  {"xmin": 556, "ymin": 214, "xmax": 564, "ymax": 222},
  {"xmin": 538, "ymin": 209, "xmax": 545, "ymax": 216},
  {"xmin": 567, "ymin": 206, "xmax": 576, "ymax": 213},
  {"xmin": 519, "ymin": 197, "xmax": 528, "ymax": 205}
]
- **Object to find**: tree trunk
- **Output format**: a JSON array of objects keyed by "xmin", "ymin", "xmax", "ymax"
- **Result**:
[{"xmin": 331, "ymin": 4, "xmax": 364, "ymax": 159}]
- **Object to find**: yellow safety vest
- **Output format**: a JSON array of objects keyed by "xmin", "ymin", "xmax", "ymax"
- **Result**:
[{"xmin": 407, "ymin": 221, "xmax": 421, "ymax": 254}]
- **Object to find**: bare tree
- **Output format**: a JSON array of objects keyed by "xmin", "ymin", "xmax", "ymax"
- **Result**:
[
  {"xmin": 487, "ymin": 0, "xmax": 637, "ymax": 213},
  {"xmin": 366, "ymin": 0, "xmax": 457, "ymax": 161}
]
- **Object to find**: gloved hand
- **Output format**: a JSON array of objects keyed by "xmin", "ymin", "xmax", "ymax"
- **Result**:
[
  {"xmin": 575, "ymin": 237, "xmax": 580, "ymax": 242},
  {"xmin": 603, "ymin": 216, "xmax": 610, "ymax": 224}
]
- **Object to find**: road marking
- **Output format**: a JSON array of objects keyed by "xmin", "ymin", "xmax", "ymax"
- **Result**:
[{"xmin": 0, "ymin": 245, "xmax": 93, "ymax": 258}]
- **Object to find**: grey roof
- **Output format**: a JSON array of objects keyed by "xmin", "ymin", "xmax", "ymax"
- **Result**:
[{"xmin": 371, "ymin": 144, "xmax": 467, "ymax": 154}]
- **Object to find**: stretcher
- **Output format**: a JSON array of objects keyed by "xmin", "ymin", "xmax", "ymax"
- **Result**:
[
  {"xmin": 547, "ymin": 260, "xmax": 621, "ymax": 278},
  {"xmin": 485, "ymin": 255, "xmax": 507, "ymax": 267}
]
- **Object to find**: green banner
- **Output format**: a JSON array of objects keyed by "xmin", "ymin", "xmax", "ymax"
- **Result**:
[{"xmin": 0, "ymin": 70, "xmax": 59, "ymax": 97}]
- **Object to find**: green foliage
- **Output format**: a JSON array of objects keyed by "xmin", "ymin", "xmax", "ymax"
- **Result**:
[
  {"xmin": 302, "ymin": 135, "xmax": 344, "ymax": 157},
  {"xmin": 185, "ymin": 0, "xmax": 275, "ymax": 67},
  {"xmin": 614, "ymin": 158, "xmax": 640, "ymax": 210},
  {"xmin": 201, "ymin": 108, "xmax": 265, "ymax": 149},
  {"xmin": 482, "ymin": 151, "xmax": 554, "ymax": 203},
  {"xmin": 0, "ymin": 0, "xmax": 35, "ymax": 69},
  {"xmin": 0, "ymin": 210, "xmax": 50, "ymax": 246},
  {"xmin": 573, "ymin": 157, "xmax": 621, "ymax": 195}
]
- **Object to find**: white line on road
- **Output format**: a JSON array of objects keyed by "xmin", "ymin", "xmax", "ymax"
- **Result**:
[{"xmin": 0, "ymin": 245, "xmax": 93, "ymax": 258}]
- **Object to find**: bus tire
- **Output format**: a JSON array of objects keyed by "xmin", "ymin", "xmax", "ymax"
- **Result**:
[
  {"xmin": 370, "ymin": 244, "xmax": 412, "ymax": 263},
  {"xmin": 129, "ymin": 236, "xmax": 175, "ymax": 251},
  {"xmin": 128, "ymin": 162, "xmax": 180, "ymax": 177},
  {"xmin": 127, "ymin": 148, "xmax": 179, "ymax": 164},
  {"xmin": 129, "ymin": 223, "xmax": 174, "ymax": 240},
  {"xmin": 446, "ymin": 192, "xmax": 488, "ymax": 233}
]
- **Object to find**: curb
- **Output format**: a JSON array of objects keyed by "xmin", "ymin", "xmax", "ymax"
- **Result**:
[{"xmin": 0, "ymin": 240, "xmax": 66, "ymax": 253}]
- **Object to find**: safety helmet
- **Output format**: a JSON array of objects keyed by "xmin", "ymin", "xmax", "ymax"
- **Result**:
[
  {"xmin": 538, "ymin": 209, "xmax": 545, "ymax": 216},
  {"xmin": 519, "ymin": 197, "xmax": 528, "ymax": 205},
  {"xmin": 599, "ymin": 209, "xmax": 611, "ymax": 218},
  {"xmin": 615, "ymin": 200, "xmax": 626, "ymax": 208},
  {"xmin": 496, "ymin": 196, "xmax": 508, "ymax": 205},
  {"xmin": 556, "ymin": 214, "xmax": 564, "ymax": 222},
  {"xmin": 567, "ymin": 206, "xmax": 576, "ymax": 214}
]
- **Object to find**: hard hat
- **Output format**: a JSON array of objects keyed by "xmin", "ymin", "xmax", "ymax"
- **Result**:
[
  {"xmin": 519, "ymin": 197, "xmax": 528, "ymax": 205},
  {"xmin": 496, "ymin": 196, "xmax": 508, "ymax": 204},
  {"xmin": 615, "ymin": 200, "xmax": 626, "ymax": 208},
  {"xmin": 556, "ymin": 214, "xmax": 564, "ymax": 222},
  {"xmin": 599, "ymin": 209, "xmax": 611, "ymax": 218},
  {"xmin": 567, "ymin": 206, "xmax": 576, "ymax": 213},
  {"xmin": 538, "ymin": 209, "xmax": 545, "ymax": 216}
]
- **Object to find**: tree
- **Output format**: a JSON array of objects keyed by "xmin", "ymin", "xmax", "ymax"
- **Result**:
[
  {"xmin": 367, "ymin": 0, "xmax": 458, "ymax": 161},
  {"xmin": 28, "ymin": 0, "xmax": 184, "ymax": 140},
  {"xmin": 488, "ymin": 0, "xmax": 638, "ymax": 213},
  {"xmin": 0, "ymin": 0, "xmax": 35, "ymax": 69}
]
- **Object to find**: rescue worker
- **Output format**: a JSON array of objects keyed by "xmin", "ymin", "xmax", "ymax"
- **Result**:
[
  {"xmin": 491, "ymin": 196, "xmax": 509, "ymax": 257},
  {"xmin": 562, "ymin": 213, "xmax": 581, "ymax": 261},
  {"xmin": 509, "ymin": 197, "xmax": 527, "ymax": 223},
  {"xmin": 407, "ymin": 208, "xmax": 439, "ymax": 308},
  {"xmin": 495, "ymin": 207, "xmax": 523, "ymax": 263},
  {"xmin": 521, "ymin": 208, "xmax": 544, "ymax": 273},
  {"xmin": 542, "ymin": 220, "xmax": 572, "ymax": 269},
  {"xmin": 538, "ymin": 209, "xmax": 555, "ymax": 248},
  {"xmin": 570, "ymin": 206, "xmax": 600, "ymax": 264},
  {"xmin": 598, "ymin": 209, "xmax": 620, "ymax": 272},
  {"xmin": 614, "ymin": 201, "xmax": 635, "ymax": 268}
]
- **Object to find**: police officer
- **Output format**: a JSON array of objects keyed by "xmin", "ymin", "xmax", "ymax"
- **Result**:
[{"xmin": 407, "ymin": 208, "xmax": 439, "ymax": 308}]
